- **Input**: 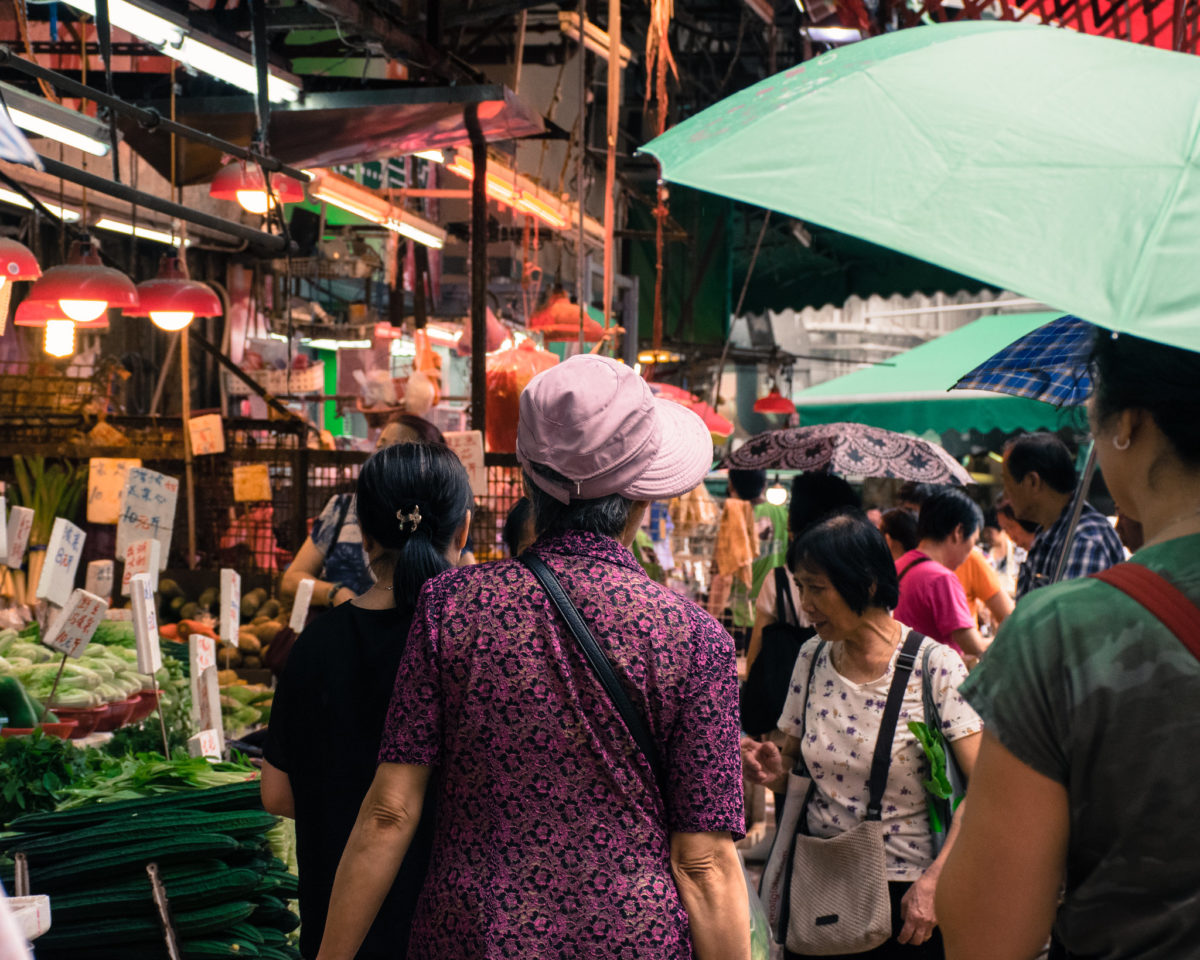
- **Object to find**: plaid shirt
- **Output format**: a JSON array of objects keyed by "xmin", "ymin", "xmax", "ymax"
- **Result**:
[{"xmin": 1017, "ymin": 498, "xmax": 1126, "ymax": 597}]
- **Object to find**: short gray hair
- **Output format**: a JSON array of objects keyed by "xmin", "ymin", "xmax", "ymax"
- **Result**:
[{"xmin": 524, "ymin": 463, "xmax": 634, "ymax": 539}]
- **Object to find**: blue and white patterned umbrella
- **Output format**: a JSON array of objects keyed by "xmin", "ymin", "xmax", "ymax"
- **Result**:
[
  {"xmin": 952, "ymin": 315, "xmax": 1094, "ymax": 406},
  {"xmin": 0, "ymin": 101, "xmax": 40, "ymax": 169}
]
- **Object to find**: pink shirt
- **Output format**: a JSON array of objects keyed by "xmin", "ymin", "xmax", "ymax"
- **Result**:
[{"xmin": 893, "ymin": 550, "xmax": 976, "ymax": 655}]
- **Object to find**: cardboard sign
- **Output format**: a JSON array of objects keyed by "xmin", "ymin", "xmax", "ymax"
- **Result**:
[
  {"xmin": 115, "ymin": 467, "xmax": 179, "ymax": 570},
  {"xmin": 0, "ymin": 495, "xmax": 7, "ymax": 559},
  {"xmin": 289, "ymin": 578, "xmax": 315, "ymax": 632},
  {"xmin": 188, "ymin": 634, "xmax": 225, "ymax": 757},
  {"xmin": 232, "ymin": 463, "xmax": 272, "ymax": 503},
  {"xmin": 87, "ymin": 458, "xmax": 142, "ymax": 524},
  {"xmin": 6, "ymin": 505, "xmax": 33, "ymax": 568},
  {"xmin": 121, "ymin": 539, "xmax": 161, "ymax": 596},
  {"xmin": 219, "ymin": 568, "xmax": 241, "ymax": 647},
  {"xmin": 187, "ymin": 729, "xmax": 222, "ymax": 762},
  {"xmin": 84, "ymin": 559, "xmax": 114, "ymax": 600},
  {"xmin": 129, "ymin": 573, "xmax": 162, "ymax": 674},
  {"xmin": 445, "ymin": 430, "xmax": 488, "ymax": 497},
  {"xmin": 36, "ymin": 517, "xmax": 86, "ymax": 607},
  {"xmin": 188, "ymin": 414, "xmax": 226, "ymax": 456},
  {"xmin": 42, "ymin": 589, "xmax": 107, "ymax": 658}
]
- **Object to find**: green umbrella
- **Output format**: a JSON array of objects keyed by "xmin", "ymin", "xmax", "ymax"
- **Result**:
[{"xmin": 641, "ymin": 22, "xmax": 1200, "ymax": 354}]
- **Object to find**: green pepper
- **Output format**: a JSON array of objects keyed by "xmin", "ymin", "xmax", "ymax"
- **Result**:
[{"xmin": 0, "ymin": 675, "xmax": 43, "ymax": 728}]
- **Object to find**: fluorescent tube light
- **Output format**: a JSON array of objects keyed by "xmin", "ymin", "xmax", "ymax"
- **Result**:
[
  {"xmin": 413, "ymin": 150, "xmax": 445, "ymax": 163},
  {"xmin": 307, "ymin": 169, "xmax": 446, "ymax": 249},
  {"xmin": 301, "ymin": 338, "xmax": 372, "ymax": 350},
  {"xmin": 800, "ymin": 26, "xmax": 863, "ymax": 44},
  {"xmin": 60, "ymin": 0, "xmax": 302, "ymax": 103},
  {"xmin": 0, "ymin": 81, "xmax": 113, "ymax": 157},
  {"xmin": 386, "ymin": 217, "xmax": 446, "ymax": 250},
  {"xmin": 0, "ymin": 186, "xmax": 81, "ymax": 221},
  {"xmin": 93, "ymin": 217, "xmax": 189, "ymax": 246}
]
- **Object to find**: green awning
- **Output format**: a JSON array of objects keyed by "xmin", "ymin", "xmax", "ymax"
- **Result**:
[{"xmin": 793, "ymin": 312, "xmax": 1081, "ymax": 435}]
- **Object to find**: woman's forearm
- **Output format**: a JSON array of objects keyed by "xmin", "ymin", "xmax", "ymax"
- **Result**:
[{"xmin": 672, "ymin": 838, "xmax": 751, "ymax": 960}]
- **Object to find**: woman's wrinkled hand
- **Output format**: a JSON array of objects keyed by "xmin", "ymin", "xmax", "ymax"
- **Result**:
[
  {"xmin": 897, "ymin": 870, "xmax": 939, "ymax": 945},
  {"xmin": 740, "ymin": 737, "xmax": 784, "ymax": 786}
]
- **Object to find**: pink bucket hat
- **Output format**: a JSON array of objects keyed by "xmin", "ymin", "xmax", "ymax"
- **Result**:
[{"xmin": 516, "ymin": 354, "xmax": 714, "ymax": 504}]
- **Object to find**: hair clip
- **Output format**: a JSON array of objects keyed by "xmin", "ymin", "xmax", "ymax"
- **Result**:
[{"xmin": 396, "ymin": 505, "xmax": 422, "ymax": 532}]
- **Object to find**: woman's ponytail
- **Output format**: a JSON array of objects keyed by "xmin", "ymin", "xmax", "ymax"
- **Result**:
[{"xmin": 355, "ymin": 443, "xmax": 473, "ymax": 615}]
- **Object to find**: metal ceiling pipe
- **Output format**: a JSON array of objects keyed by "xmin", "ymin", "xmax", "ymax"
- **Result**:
[
  {"xmin": 465, "ymin": 103, "xmax": 488, "ymax": 441},
  {"xmin": 37, "ymin": 153, "xmax": 293, "ymax": 254},
  {"xmin": 0, "ymin": 47, "xmax": 310, "ymax": 183}
]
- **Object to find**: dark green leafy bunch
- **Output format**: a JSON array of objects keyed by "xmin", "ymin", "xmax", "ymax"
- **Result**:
[{"xmin": 0, "ymin": 733, "xmax": 115, "ymax": 824}]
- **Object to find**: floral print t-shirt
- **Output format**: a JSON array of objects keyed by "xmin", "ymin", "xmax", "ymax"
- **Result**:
[
  {"xmin": 778, "ymin": 633, "xmax": 981, "ymax": 880},
  {"xmin": 380, "ymin": 530, "xmax": 745, "ymax": 959}
]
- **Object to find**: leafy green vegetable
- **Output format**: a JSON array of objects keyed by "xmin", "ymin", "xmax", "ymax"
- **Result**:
[
  {"xmin": 907, "ymin": 720, "xmax": 953, "ymax": 800},
  {"xmin": 0, "ymin": 732, "xmax": 115, "ymax": 824},
  {"xmin": 104, "ymin": 650, "xmax": 192, "ymax": 758}
]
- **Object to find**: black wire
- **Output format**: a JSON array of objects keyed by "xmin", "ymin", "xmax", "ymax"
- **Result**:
[{"xmin": 0, "ymin": 167, "xmax": 84, "ymax": 241}]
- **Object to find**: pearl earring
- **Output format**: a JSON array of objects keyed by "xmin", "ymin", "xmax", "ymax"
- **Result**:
[{"xmin": 1112, "ymin": 435, "xmax": 1131, "ymax": 451}]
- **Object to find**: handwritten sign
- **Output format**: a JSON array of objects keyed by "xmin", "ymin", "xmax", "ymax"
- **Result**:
[
  {"xmin": 188, "ymin": 414, "xmax": 225, "ymax": 456},
  {"xmin": 189, "ymin": 634, "xmax": 224, "ymax": 757},
  {"xmin": 232, "ymin": 463, "xmax": 271, "ymax": 503},
  {"xmin": 0, "ymin": 495, "xmax": 7, "ymax": 559},
  {"xmin": 85, "ymin": 560, "xmax": 114, "ymax": 600},
  {"xmin": 121, "ymin": 539, "xmax": 161, "ymax": 596},
  {"xmin": 187, "ymin": 729, "xmax": 223, "ymax": 762},
  {"xmin": 87, "ymin": 458, "xmax": 142, "ymax": 524},
  {"xmin": 289, "ymin": 578, "xmax": 315, "ymax": 632},
  {"xmin": 115, "ymin": 468, "xmax": 178, "ymax": 569},
  {"xmin": 43, "ymin": 589, "xmax": 107, "ymax": 658},
  {"xmin": 104, "ymin": 607, "xmax": 132, "ymax": 621},
  {"xmin": 445, "ymin": 430, "xmax": 487, "ymax": 497},
  {"xmin": 36, "ymin": 517, "xmax": 86, "ymax": 607},
  {"xmin": 129, "ymin": 573, "xmax": 161, "ymax": 675},
  {"xmin": 219, "ymin": 568, "xmax": 241, "ymax": 647},
  {"xmin": 6, "ymin": 505, "xmax": 33, "ymax": 568}
]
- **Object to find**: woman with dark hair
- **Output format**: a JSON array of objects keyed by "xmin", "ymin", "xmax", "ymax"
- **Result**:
[
  {"xmin": 880, "ymin": 508, "xmax": 919, "ymax": 560},
  {"xmin": 261, "ymin": 443, "xmax": 472, "ymax": 960},
  {"xmin": 377, "ymin": 412, "xmax": 446, "ymax": 449},
  {"xmin": 939, "ymin": 330, "xmax": 1200, "ymax": 959},
  {"xmin": 745, "ymin": 512, "xmax": 982, "ymax": 958}
]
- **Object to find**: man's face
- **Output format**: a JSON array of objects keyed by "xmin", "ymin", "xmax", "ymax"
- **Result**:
[
  {"xmin": 1001, "ymin": 458, "xmax": 1036, "ymax": 522},
  {"xmin": 946, "ymin": 525, "xmax": 979, "ymax": 570}
]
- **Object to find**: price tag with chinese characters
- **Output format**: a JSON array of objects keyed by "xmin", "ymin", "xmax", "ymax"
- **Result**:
[
  {"xmin": 121, "ymin": 538, "xmax": 161, "ymax": 596},
  {"xmin": 0, "ymin": 494, "xmax": 7, "ymax": 559},
  {"xmin": 115, "ymin": 467, "xmax": 179, "ymax": 570},
  {"xmin": 6, "ymin": 505, "xmax": 34, "ymax": 568},
  {"xmin": 219, "ymin": 568, "xmax": 241, "ymax": 647},
  {"xmin": 189, "ymin": 634, "xmax": 225, "ymax": 757},
  {"xmin": 36, "ymin": 517, "xmax": 87, "ymax": 607},
  {"xmin": 444, "ymin": 430, "xmax": 488, "ymax": 497},
  {"xmin": 42, "ymin": 589, "xmax": 107, "ymax": 658},
  {"xmin": 87, "ymin": 458, "xmax": 142, "ymax": 525},
  {"xmin": 129, "ymin": 573, "xmax": 162, "ymax": 675},
  {"xmin": 188, "ymin": 414, "xmax": 226, "ymax": 456},
  {"xmin": 289, "ymin": 578, "xmax": 315, "ymax": 632},
  {"xmin": 85, "ymin": 559, "xmax": 114, "ymax": 600},
  {"xmin": 187, "ymin": 729, "xmax": 223, "ymax": 762},
  {"xmin": 232, "ymin": 463, "xmax": 272, "ymax": 503}
]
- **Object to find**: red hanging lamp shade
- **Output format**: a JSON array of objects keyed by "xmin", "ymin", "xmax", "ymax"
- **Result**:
[
  {"xmin": 753, "ymin": 387, "xmax": 795, "ymax": 415},
  {"xmin": 26, "ymin": 238, "xmax": 138, "ymax": 323},
  {"xmin": 210, "ymin": 159, "xmax": 305, "ymax": 214},
  {"xmin": 15, "ymin": 297, "xmax": 109, "ymax": 330},
  {"xmin": 124, "ymin": 254, "xmax": 222, "ymax": 331},
  {"xmin": 0, "ymin": 237, "xmax": 41, "ymax": 283}
]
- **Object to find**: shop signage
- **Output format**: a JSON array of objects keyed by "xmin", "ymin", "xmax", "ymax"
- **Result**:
[
  {"xmin": 189, "ymin": 634, "xmax": 225, "ymax": 757},
  {"xmin": 445, "ymin": 431, "xmax": 488, "ymax": 497},
  {"xmin": 130, "ymin": 573, "xmax": 162, "ymax": 675},
  {"xmin": 121, "ymin": 539, "xmax": 161, "ymax": 596},
  {"xmin": 290, "ymin": 578, "xmax": 315, "ymax": 632},
  {"xmin": 36, "ymin": 517, "xmax": 86, "ymax": 607},
  {"xmin": 188, "ymin": 414, "xmax": 226, "ymax": 456},
  {"xmin": 115, "ymin": 467, "xmax": 178, "ymax": 568},
  {"xmin": 219, "ymin": 568, "xmax": 241, "ymax": 647},
  {"xmin": 232, "ymin": 463, "xmax": 272, "ymax": 502},
  {"xmin": 87, "ymin": 458, "xmax": 142, "ymax": 524},
  {"xmin": 85, "ymin": 559, "xmax": 114, "ymax": 600},
  {"xmin": 6, "ymin": 505, "xmax": 33, "ymax": 568},
  {"xmin": 333, "ymin": 158, "xmax": 407, "ymax": 191},
  {"xmin": 43, "ymin": 589, "xmax": 107, "ymax": 659}
]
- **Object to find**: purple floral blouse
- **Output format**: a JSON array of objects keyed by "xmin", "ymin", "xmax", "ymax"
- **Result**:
[{"xmin": 379, "ymin": 530, "xmax": 745, "ymax": 959}]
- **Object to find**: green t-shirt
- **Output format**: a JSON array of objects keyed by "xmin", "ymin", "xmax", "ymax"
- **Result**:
[
  {"xmin": 730, "ymin": 501, "xmax": 790, "ymax": 629},
  {"xmin": 960, "ymin": 533, "xmax": 1200, "ymax": 959}
]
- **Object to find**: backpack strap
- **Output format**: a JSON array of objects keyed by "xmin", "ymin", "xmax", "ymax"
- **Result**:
[
  {"xmin": 1091, "ymin": 563, "xmax": 1200, "ymax": 663},
  {"xmin": 774, "ymin": 565, "xmax": 798, "ymax": 627},
  {"xmin": 898, "ymin": 555, "xmax": 933, "ymax": 582},
  {"xmin": 790, "ymin": 639, "xmax": 826, "ymax": 776},
  {"xmin": 866, "ymin": 629, "xmax": 924, "ymax": 820}
]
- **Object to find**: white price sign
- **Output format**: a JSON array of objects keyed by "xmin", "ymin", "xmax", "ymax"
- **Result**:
[
  {"xmin": 36, "ymin": 517, "xmax": 87, "ymax": 607},
  {"xmin": 115, "ymin": 467, "xmax": 179, "ymax": 570},
  {"xmin": 120, "ymin": 538, "xmax": 161, "ymax": 596},
  {"xmin": 289, "ymin": 578, "xmax": 315, "ymax": 632},
  {"xmin": 219, "ymin": 568, "xmax": 241, "ymax": 647},
  {"xmin": 0, "ymin": 494, "xmax": 7, "ymax": 559},
  {"xmin": 6, "ymin": 505, "xmax": 34, "ymax": 568},
  {"xmin": 187, "ymin": 729, "xmax": 223, "ymax": 761},
  {"xmin": 42, "ymin": 589, "xmax": 107, "ymax": 659},
  {"xmin": 130, "ymin": 573, "xmax": 162, "ymax": 674},
  {"xmin": 445, "ymin": 430, "xmax": 488, "ymax": 496},
  {"xmin": 85, "ymin": 559, "xmax": 115, "ymax": 600},
  {"xmin": 189, "ymin": 634, "xmax": 225, "ymax": 757}
]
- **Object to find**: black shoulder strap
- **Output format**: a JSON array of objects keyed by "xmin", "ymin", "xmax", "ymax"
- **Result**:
[
  {"xmin": 898, "ymin": 555, "xmax": 933, "ymax": 582},
  {"xmin": 791, "ymin": 639, "xmax": 826, "ymax": 775},
  {"xmin": 920, "ymin": 643, "xmax": 941, "ymax": 734},
  {"xmin": 866, "ymin": 629, "xmax": 925, "ymax": 820},
  {"xmin": 520, "ymin": 554, "xmax": 668, "ymax": 803},
  {"xmin": 775, "ymin": 565, "xmax": 798, "ymax": 626}
]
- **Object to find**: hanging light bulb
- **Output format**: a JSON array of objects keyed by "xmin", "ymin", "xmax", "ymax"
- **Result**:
[
  {"xmin": 209, "ymin": 159, "xmax": 305, "ymax": 215},
  {"xmin": 765, "ymin": 478, "xmax": 788, "ymax": 506},
  {"xmin": 26, "ymin": 237, "xmax": 138, "ymax": 323},
  {"xmin": 43, "ymin": 319, "xmax": 76, "ymax": 358},
  {"xmin": 124, "ymin": 252, "xmax": 222, "ymax": 332}
]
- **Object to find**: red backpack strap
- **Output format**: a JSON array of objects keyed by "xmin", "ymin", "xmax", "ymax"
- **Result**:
[{"xmin": 1091, "ymin": 563, "xmax": 1200, "ymax": 663}]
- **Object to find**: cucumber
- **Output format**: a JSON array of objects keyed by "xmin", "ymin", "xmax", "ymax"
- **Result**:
[
  {"xmin": 9, "ymin": 782, "xmax": 263, "ymax": 832},
  {"xmin": 28, "ymin": 834, "xmax": 241, "ymax": 888},
  {"xmin": 50, "ymin": 866, "xmax": 260, "ymax": 918}
]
